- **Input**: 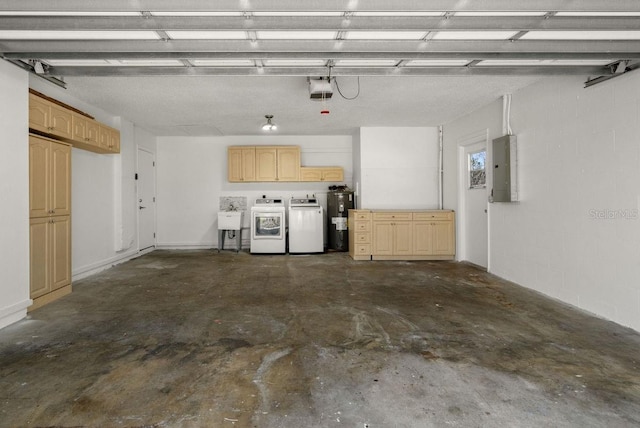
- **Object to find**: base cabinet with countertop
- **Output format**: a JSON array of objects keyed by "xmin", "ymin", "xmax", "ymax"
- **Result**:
[{"xmin": 348, "ymin": 209, "xmax": 455, "ymax": 261}]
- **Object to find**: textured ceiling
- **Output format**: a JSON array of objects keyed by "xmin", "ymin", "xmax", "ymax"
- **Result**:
[{"xmin": 59, "ymin": 74, "xmax": 542, "ymax": 136}]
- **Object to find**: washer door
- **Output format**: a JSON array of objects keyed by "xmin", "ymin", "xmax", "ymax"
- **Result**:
[{"xmin": 252, "ymin": 211, "xmax": 284, "ymax": 240}]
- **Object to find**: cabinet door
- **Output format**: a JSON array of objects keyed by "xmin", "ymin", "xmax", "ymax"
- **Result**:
[
  {"xmin": 30, "ymin": 218, "xmax": 51, "ymax": 298},
  {"xmin": 109, "ymin": 129, "xmax": 121, "ymax": 153},
  {"xmin": 29, "ymin": 94, "xmax": 50, "ymax": 134},
  {"xmin": 228, "ymin": 147, "xmax": 244, "ymax": 182},
  {"xmin": 372, "ymin": 222, "xmax": 394, "ymax": 256},
  {"xmin": 412, "ymin": 221, "xmax": 433, "ymax": 255},
  {"xmin": 277, "ymin": 147, "xmax": 300, "ymax": 181},
  {"xmin": 299, "ymin": 167, "xmax": 322, "ymax": 182},
  {"xmin": 98, "ymin": 125, "xmax": 111, "ymax": 151},
  {"xmin": 51, "ymin": 142, "xmax": 71, "ymax": 216},
  {"xmin": 322, "ymin": 167, "xmax": 344, "ymax": 182},
  {"xmin": 29, "ymin": 136, "xmax": 51, "ymax": 218},
  {"xmin": 432, "ymin": 221, "xmax": 455, "ymax": 255},
  {"xmin": 71, "ymin": 114, "xmax": 87, "ymax": 142},
  {"xmin": 255, "ymin": 148, "xmax": 278, "ymax": 181},
  {"xmin": 49, "ymin": 104, "xmax": 73, "ymax": 139},
  {"xmin": 86, "ymin": 120, "xmax": 100, "ymax": 145},
  {"xmin": 241, "ymin": 147, "xmax": 255, "ymax": 181},
  {"xmin": 228, "ymin": 147, "xmax": 256, "ymax": 182},
  {"xmin": 51, "ymin": 216, "xmax": 71, "ymax": 290},
  {"xmin": 393, "ymin": 221, "xmax": 413, "ymax": 256}
]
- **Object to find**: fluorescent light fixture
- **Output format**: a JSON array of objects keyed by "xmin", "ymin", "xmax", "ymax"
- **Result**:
[
  {"xmin": 405, "ymin": 59, "xmax": 473, "ymax": 66},
  {"xmin": 0, "ymin": 11, "xmax": 141, "ymax": 16},
  {"xmin": 44, "ymin": 59, "xmax": 112, "ymax": 66},
  {"xmin": 263, "ymin": 59, "xmax": 326, "ymax": 66},
  {"xmin": 454, "ymin": 12, "xmax": 546, "ymax": 16},
  {"xmin": 166, "ymin": 31, "xmax": 247, "ymax": 39},
  {"xmin": 256, "ymin": 31, "xmax": 337, "ymax": 39},
  {"xmin": 253, "ymin": 12, "xmax": 343, "ymax": 16},
  {"xmin": 151, "ymin": 12, "xmax": 243, "ymax": 16},
  {"xmin": 521, "ymin": 31, "xmax": 640, "ymax": 40},
  {"xmin": 431, "ymin": 31, "xmax": 518, "ymax": 40},
  {"xmin": 355, "ymin": 12, "xmax": 445, "ymax": 16},
  {"xmin": 0, "ymin": 31, "xmax": 159, "ymax": 40},
  {"xmin": 334, "ymin": 59, "xmax": 399, "ymax": 67},
  {"xmin": 191, "ymin": 59, "xmax": 254, "ymax": 66},
  {"xmin": 346, "ymin": 31, "xmax": 427, "ymax": 40}
]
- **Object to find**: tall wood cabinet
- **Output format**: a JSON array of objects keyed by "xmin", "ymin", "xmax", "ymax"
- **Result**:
[
  {"xmin": 348, "ymin": 209, "xmax": 455, "ymax": 261},
  {"xmin": 29, "ymin": 134, "xmax": 72, "ymax": 310}
]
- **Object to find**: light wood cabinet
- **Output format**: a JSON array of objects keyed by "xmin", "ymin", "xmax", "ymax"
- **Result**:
[
  {"xmin": 29, "ymin": 134, "xmax": 72, "ymax": 311},
  {"xmin": 30, "ymin": 216, "xmax": 71, "ymax": 300},
  {"xmin": 277, "ymin": 146, "xmax": 301, "ymax": 181},
  {"xmin": 29, "ymin": 136, "xmax": 71, "ymax": 218},
  {"xmin": 372, "ymin": 212, "xmax": 413, "ymax": 257},
  {"xmin": 228, "ymin": 146, "xmax": 256, "ymax": 182},
  {"xmin": 29, "ymin": 91, "xmax": 120, "ymax": 154},
  {"xmin": 254, "ymin": 146, "xmax": 300, "ymax": 182},
  {"xmin": 413, "ymin": 212, "xmax": 455, "ymax": 256},
  {"xmin": 349, "ymin": 209, "xmax": 455, "ymax": 261},
  {"xmin": 227, "ymin": 145, "xmax": 345, "ymax": 183},
  {"xmin": 299, "ymin": 167, "xmax": 344, "ymax": 182},
  {"xmin": 348, "ymin": 210, "xmax": 372, "ymax": 260},
  {"xmin": 29, "ymin": 93, "xmax": 73, "ymax": 140}
]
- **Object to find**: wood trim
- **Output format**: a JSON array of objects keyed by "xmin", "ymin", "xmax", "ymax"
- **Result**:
[
  {"xmin": 29, "ymin": 88, "xmax": 94, "ymax": 119},
  {"xmin": 28, "ymin": 283, "xmax": 72, "ymax": 312}
]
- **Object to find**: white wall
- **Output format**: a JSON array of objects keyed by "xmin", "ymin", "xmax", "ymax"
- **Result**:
[
  {"xmin": 358, "ymin": 127, "xmax": 440, "ymax": 209},
  {"xmin": 444, "ymin": 73, "xmax": 640, "ymax": 332},
  {"xmin": 0, "ymin": 61, "xmax": 30, "ymax": 329},
  {"xmin": 156, "ymin": 135, "xmax": 352, "ymax": 248}
]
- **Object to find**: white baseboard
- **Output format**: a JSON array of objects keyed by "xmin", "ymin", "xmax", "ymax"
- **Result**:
[
  {"xmin": 155, "ymin": 243, "xmax": 216, "ymax": 250},
  {"xmin": 0, "ymin": 298, "xmax": 32, "ymax": 330},
  {"xmin": 72, "ymin": 248, "xmax": 141, "ymax": 281}
]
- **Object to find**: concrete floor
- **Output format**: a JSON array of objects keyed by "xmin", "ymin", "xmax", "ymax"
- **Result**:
[{"xmin": 1, "ymin": 250, "xmax": 639, "ymax": 427}]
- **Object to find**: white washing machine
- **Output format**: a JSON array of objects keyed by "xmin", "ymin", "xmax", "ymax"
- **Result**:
[
  {"xmin": 288, "ymin": 197, "xmax": 324, "ymax": 254},
  {"xmin": 250, "ymin": 197, "xmax": 286, "ymax": 254}
]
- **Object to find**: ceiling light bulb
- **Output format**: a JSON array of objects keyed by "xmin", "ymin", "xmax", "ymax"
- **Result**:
[{"xmin": 261, "ymin": 115, "xmax": 277, "ymax": 131}]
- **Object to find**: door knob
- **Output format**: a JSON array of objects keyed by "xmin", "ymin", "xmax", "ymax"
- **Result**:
[{"xmin": 139, "ymin": 206, "xmax": 146, "ymax": 210}]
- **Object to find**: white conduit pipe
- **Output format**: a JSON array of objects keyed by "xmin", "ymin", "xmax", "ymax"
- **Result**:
[
  {"xmin": 438, "ymin": 125, "xmax": 444, "ymax": 210},
  {"xmin": 502, "ymin": 93, "xmax": 513, "ymax": 136}
]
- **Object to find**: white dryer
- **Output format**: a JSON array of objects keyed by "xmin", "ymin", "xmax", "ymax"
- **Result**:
[
  {"xmin": 288, "ymin": 197, "xmax": 324, "ymax": 253},
  {"xmin": 250, "ymin": 197, "xmax": 286, "ymax": 254}
]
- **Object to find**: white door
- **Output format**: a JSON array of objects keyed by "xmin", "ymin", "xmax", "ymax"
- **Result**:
[
  {"xmin": 458, "ymin": 134, "xmax": 488, "ymax": 268},
  {"xmin": 137, "ymin": 148, "xmax": 156, "ymax": 251}
]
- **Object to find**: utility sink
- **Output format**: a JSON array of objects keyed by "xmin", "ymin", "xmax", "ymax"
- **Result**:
[
  {"xmin": 217, "ymin": 211, "xmax": 244, "ymax": 252},
  {"xmin": 218, "ymin": 211, "xmax": 243, "ymax": 230}
]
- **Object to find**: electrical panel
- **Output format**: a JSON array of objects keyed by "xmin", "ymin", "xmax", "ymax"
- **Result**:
[{"xmin": 491, "ymin": 135, "xmax": 518, "ymax": 202}]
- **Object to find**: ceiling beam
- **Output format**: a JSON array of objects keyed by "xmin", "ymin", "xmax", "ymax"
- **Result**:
[
  {"xmin": 2, "ymin": 0, "xmax": 640, "ymax": 13},
  {"xmin": 45, "ymin": 65, "xmax": 611, "ymax": 77},
  {"xmin": 2, "ymin": 16, "xmax": 640, "ymax": 31},
  {"xmin": 2, "ymin": 39, "xmax": 639, "ymax": 55},
  {"xmin": 5, "ymin": 51, "xmax": 629, "ymax": 61}
]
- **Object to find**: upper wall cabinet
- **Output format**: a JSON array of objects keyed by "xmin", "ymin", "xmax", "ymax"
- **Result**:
[
  {"xmin": 299, "ymin": 167, "xmax": 344, "ymax": 182},
  {"xmin": 228, "ymin": 145, "xmax": 343, "ymax": 183},
  {"xmin": 228, "ymin": 146, "xmax": 256, "ymax": 182},
  {"xmin": 29, "ymin": 93, "xmax": 73, "ymax": 140},
  {"xmin": 254, "ymin": 146, "xmax": 301, "ymax": 182},
  {"xmin": 29, "ymin": 91, "xmax": 120, "ymax": 154}
]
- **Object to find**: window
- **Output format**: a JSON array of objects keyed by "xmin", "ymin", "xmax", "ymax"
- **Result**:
[{"xmin": 469, "ymin": 149, "xmax": 486, "ymax": 189}]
